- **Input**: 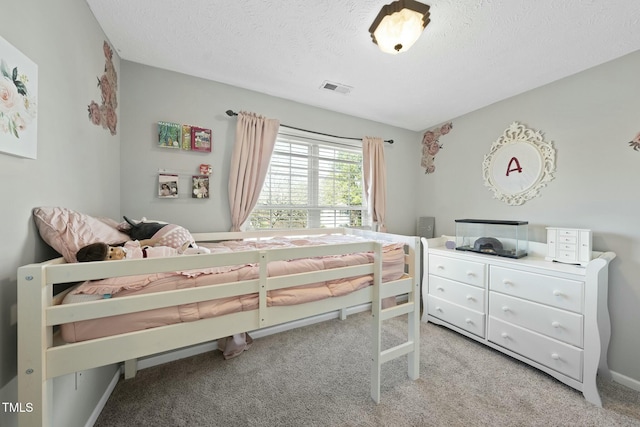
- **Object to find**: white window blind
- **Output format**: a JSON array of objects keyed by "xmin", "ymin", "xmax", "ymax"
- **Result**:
[{"xmin": 248, "ymin": 130, "xmax": 369, "ymax": 230}]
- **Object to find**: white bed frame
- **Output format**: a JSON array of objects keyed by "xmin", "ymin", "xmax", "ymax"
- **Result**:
[{"xmin": 18, "ymin": 228, "xmax": 420, "ymax": 427}]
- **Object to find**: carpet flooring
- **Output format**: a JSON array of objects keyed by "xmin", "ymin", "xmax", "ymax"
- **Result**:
[{"xmin": 94, "ymin": 312, "xmax": 640, "ymax": 426}]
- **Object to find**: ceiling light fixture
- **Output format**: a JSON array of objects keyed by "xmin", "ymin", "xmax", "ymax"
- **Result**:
[{"xmin": 369, "ymin": 0, "xmax": 431, "ymax": 54}]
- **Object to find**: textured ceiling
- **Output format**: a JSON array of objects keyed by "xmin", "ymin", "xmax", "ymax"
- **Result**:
[{"xmin": 86, "ymin": 0, "xmax": 640, "ymax": 132}]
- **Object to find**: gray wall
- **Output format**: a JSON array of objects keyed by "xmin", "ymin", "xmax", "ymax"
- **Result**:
[
  {"xmin": 416, "ymin": 50, "xmax": 640, "ymax": 387},
  {"xmin": 0, "ymin": 0, "xmax": 121, "ymax": 426},
  {"xmin": 119, "ymin": 61, "xmax": 422, "ymax": 235}
]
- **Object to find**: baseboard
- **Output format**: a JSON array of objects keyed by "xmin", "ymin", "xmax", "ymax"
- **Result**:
[{"xmin": 610, "ymin": 370, "xmax": 640, "ymax": 393}]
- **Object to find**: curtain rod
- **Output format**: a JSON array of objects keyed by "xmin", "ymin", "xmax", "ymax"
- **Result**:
[{"xmin": 225, "ymin": 110, "xmax": 394, "ymax": 144}]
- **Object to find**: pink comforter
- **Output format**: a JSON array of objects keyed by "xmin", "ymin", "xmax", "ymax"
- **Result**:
[{"xmin": 60, "ymin": 235, "xmax": 405, "ymax": 343}]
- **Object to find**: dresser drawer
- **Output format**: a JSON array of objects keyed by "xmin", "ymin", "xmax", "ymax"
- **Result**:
[
  {"xmin": 489, "ymin": 292, "xmax": 583, "ymax": 347},
  {"xmin": 488, "ymin": 317, "xmax": 583, "ymax": 381},
  {"xmin": 490, "ymin": 266, "xmax": 584, "ymax": 313},
  {"xmin": 428, "ymin": 254, "xmax": 486, "ymax": 288},
  {"xmin": 429, "ymin": 275, "xmax": 485, "ymax": 313},
  {"xmin": 427, "ymin": 295, "xmax": 485, "ymax": 338}
]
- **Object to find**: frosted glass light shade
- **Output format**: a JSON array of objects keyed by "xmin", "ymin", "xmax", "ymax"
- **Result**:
[
  {"xmin": 373, "ymin": 9, "xmax": 424, "ymax": 54},
  {"xmin": 369, "ymin": 0, "xmax": 430, "ymax": 54}
]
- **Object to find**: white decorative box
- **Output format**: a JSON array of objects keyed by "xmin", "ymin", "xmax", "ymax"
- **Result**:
[{"xmin": 546, "ymin": 227, "xmax": 592, "ymax": 266}]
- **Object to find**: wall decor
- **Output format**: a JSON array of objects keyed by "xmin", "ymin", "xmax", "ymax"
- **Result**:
[
  {"xmin": 158, "ymin": 121, "xmax": 181, "ymax": 148},
  {"xmin": 199, "ymin": 163, "xmax": 212, "ymax": 175},
  {"xmin": 628, "ymin": 131, "xmax": 640, "ymax": 151},
  {"xmin": 421, "ymin": 122, "xmax": 452, "ymax": 174},
  {"xmin": 87, "ymin": 41, "xmax": 117, "ymax": 136},
  {"xmin": 158, "ymin": 173, "xmax": 179, "ymax": 198},
  {"xmin": 482, "ymin": 122, "xmax": 555, "ymax": 206},
  {"xmin": 181, "ymin": 124, "xmax": 192, "ymax": 150},
  {"xmin": 191, "ymin": 126, "xmax": 212, "ymax": 152},
  {"xmin": 0, "ymin": 35, "xmax": 38, "ymax": 159},
  {"xmin": 192, "ymin": 175, "xmax": 209, "ymax": 198}
]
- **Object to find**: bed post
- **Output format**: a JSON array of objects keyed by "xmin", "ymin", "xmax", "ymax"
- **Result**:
[
  {"xmin": 407, "ymin": 236, "xmax": 421, "ymax": 381},
  {"xmin": 17, "ymin": 263, "xmax": 53, "ymax": 427},
  {"xmin": 370, "ymin": 242, "xmax": 383, "ymax": 403},
  {"xmin": 124, "ymin": 359, "xmax": 138, "ymax": 379},
  {"xmin": 258, "ymin": 250, "xmax": 268, "ymax": 328}
]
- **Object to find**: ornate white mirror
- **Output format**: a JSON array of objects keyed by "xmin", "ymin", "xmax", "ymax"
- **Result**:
[{"xmin": 482, "ymin": 122, "xmax": 555, "ymax": 206}]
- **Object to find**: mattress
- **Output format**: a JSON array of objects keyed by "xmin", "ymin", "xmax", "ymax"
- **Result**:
[{"xmin": 60, "ymin": 235, "xmax": 405, "ymax": 343}]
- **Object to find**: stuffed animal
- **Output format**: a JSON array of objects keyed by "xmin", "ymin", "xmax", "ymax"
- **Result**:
[
  {"xmin": 120, "ymin": 216, "xmax": 197, "ymax": 250},
  {"xmin": 122, "ymin": 216, "xmax": 167, "ymax": 241}
]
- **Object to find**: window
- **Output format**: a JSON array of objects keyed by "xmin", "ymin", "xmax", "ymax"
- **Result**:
[{"xmin": 249, "ymin": 130, "xmax": 369, "ymax": 230}]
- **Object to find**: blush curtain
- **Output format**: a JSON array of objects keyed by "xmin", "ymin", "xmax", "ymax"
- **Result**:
[
  {"xmin": 362, "ymin": 137, "xmax": 387, "ymax": 233},
  {"xmin": 227, "ymin": 111, "xmax": 280, "ymax": 232}
]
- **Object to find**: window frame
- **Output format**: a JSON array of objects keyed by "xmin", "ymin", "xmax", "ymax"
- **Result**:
[{"xmin": 248, "ymin": 128, "xmax": 370, "ymax": 230}]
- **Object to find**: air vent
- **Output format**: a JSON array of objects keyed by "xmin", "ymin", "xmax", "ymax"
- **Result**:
[{"xmin": 320, "ymin": 80, "xmax": 352, "ymax": 95}]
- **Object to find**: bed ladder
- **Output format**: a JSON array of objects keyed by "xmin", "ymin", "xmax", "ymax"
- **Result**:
[{"xmin": 370, "ymin": 241, "xmax": 421, "ymax": 403}]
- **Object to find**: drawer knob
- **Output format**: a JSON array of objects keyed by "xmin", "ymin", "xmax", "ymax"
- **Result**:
[
  {"xmin": 465, "ymin": 318, "xmax": 473, "ymax": 324},
  {"xmin": 552, "ymin": 290, "xmax": 563, "ymax": 297},
  {"xmin": 437, "ymin": 265, "xmax": 444, "ymax": 270},
  {"xmin": 435, "ymin": 306, "xmax": 443, "ymax": 312},
  {"xmin": 436, "ymin": 286, "xmax": 444, "ymax": 292},
  {"xmin": 466, "ymin": 271, "xmax": 475, "ymax": 277},
  {"xmin": 466, "ymin": 295, "xmax": 475, "ymax": 301},
  {"xmin": 502, "ymin": 306, "xmax": 510, "ymax": 312},
  {"xmin": 551, "ymin": 353, "xmax": 560, "ymax": 360},
  {"xmin": 552, "ymin": 321, "xmax": 561, "ymax": 328},
  {"xmin": 501, "ymin": 332, "xmax": 509, "ymax": 339},
  {"xmin": 502, "ymin": 279, "xmax": 513, "ymax": 286}
]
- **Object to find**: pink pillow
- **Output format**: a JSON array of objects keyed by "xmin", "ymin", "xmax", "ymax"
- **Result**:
[{"xmin": 33, "ymin": 207, "xmax": 130, "ymax": 263}]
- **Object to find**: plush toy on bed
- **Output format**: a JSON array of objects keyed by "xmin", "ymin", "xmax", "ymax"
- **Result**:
[
  {"xmin": 75, "ymin": 216, "xmax": 210, "ymax": 262},
  {"xmin": 121, "ymin": 216, "xmax": 167, "ymax": 240},
  {"xmin": 118, "ymin": 216, "xmax": 200, "ymax": 251},
  {"xmin": 76, "ymin": 240, "xmax": 209, "ymax": 262},
  {"xmin": 32, "ymin": 207, "xmax": 206, "ymax": 263}
]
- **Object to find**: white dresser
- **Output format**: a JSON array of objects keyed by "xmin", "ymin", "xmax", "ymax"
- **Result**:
[{"xmin": 422, "ymin": 236, "xmax": 616, "ymax": 407}]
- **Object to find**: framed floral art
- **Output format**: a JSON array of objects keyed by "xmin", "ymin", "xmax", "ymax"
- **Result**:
[{"xmin": 0, "ymin": 35, "xmax": 38, "ymax": 159}]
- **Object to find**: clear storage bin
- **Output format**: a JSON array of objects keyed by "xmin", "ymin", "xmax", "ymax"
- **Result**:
[{"xmin": 455, "ymin": 219, "xmax": 528, "ymax": 259}]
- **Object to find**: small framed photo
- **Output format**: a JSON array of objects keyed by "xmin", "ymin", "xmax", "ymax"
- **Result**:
[
  {"xmin": 158, "ymin": 121, "xmax": 181, "ymax": 149},
  {"xmin": 181, "ymin": 124, "xmax": 192, "ymax": 150},
  {"xmin": 192, "ymin": 175, "xmax": 209, "ymax": 198},
  {"xmin": 158, "ymin": 173, "xmax": 179, "ymax": 198},
  {"xmin": 191, "ymin": 126, "xmax": 212, "ymax": 152}
]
